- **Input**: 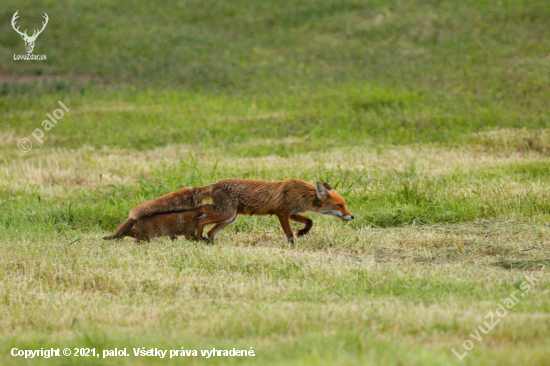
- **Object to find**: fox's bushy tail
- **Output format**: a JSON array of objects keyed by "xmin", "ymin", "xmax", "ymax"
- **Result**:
[
  {"xmin": 129, "ymin": 186, "xmax": 210, "ymax": 220},
  {"xmin": 102, "ymin": 217, "xmax": 136, "ymax": 240}
]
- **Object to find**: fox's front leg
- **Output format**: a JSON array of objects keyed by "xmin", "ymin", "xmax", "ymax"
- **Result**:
[
  {"xmin": 276, "ymin": 213, "xmax": 294, "ymax": 244},
  {"xmin": 290, "ymin": 214, "xmax": 313, "ymax": 237}
]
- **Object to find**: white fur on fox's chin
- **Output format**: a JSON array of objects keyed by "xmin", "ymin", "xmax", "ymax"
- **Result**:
[{"xmin": 322, "ymin": 208, "xmax": 352, "ymax": 221}]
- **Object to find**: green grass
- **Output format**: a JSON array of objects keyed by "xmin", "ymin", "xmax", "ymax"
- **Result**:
[{"xmin": 1, "ymin": 0, "xmax": 550, "ymax": 365}]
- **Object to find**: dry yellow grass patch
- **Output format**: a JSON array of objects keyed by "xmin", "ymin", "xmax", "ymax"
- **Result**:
[{"xmin": 4, "ymin": 128, "xmax": 550, "ymax": 195}]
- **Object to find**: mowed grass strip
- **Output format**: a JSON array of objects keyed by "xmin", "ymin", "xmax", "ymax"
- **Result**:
[{"xmin": 1, "ymin": 221, "xmax": 549, "ymax": 365}]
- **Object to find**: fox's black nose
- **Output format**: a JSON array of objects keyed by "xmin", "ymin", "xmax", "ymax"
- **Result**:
[{"xmin": 351, "ymin": 215, "xmax": 355, "ymax": 219}]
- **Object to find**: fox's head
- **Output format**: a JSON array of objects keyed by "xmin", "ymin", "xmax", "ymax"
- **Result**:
[{"xmin": 316, "ymin": 182, "xmax": 354, "ymax": 221}]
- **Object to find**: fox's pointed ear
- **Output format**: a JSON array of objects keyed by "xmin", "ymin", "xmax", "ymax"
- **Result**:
[
  {"xmin": 322, "ymin": 182, "xmax": 333, "ymax": 191},
  {"xmin": 316, "ymin": 182, "xmax": 329, "ymax": 200}
]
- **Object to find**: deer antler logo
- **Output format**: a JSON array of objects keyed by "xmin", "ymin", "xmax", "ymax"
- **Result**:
[{"xmin": 11, "ymin": 11, "xmax": 49, "ymax": 54}]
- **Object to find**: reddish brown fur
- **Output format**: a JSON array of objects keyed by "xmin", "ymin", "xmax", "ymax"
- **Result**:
[
  {"xmin": 129, "ymin": 187, "xmax": 211, "ymax": 220},
  {"xmin": 111, "ymin": 205, "xmax": 213, "ymax": 243},
  {"xmin": 105, "ymin": 178, "xmax": 353, "ymax": 243}
]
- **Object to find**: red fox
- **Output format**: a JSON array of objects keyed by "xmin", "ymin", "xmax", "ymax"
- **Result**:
[
  {"xmin": 113, "ymin": 205, "xmax": 213, "ymax": 243},
  {"xmin": 104, "ymin": 179, "xmax": 354, "ymax": 243}
]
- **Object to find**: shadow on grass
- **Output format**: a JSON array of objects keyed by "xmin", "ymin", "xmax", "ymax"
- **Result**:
[{"xmin": 491, "ymin": 259, "xmax": 550, "ymax": 271}]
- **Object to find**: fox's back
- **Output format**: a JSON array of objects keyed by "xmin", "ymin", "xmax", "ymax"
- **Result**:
[{"xmin": 215, "ymin": 178, "xmax": 318, "ymax": 214}]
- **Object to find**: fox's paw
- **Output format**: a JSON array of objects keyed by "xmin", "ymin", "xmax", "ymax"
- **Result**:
[{"xmin": 199, "ymin": 236, "xmax": 214, "ymax": 245}]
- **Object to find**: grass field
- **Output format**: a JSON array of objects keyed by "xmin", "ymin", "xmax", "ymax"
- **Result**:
[{"xmin": 1, "ymin": 0, "xmax": 550, "ymax": 365}]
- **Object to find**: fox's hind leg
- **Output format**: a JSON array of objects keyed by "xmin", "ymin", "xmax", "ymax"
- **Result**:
[
  {"xmin": 196, "ymin": 209, "xmax": 236, "ymax": 243},
  {"xmin": 195, "ymin": 191, "xmax": 236, "ymax": 243},
  {"xmin": 290, "ymin": 214, "xmax": 313, "ymax": 237},
  {"xmin": 206, "ymin": 213, "xmax": 238, "ymax": 242}
]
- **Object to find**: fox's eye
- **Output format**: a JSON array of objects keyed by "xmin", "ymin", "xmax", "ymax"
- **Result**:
[{"xmin": 337, "ymin": 204, "xmax": 343, "ymax": 208}]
